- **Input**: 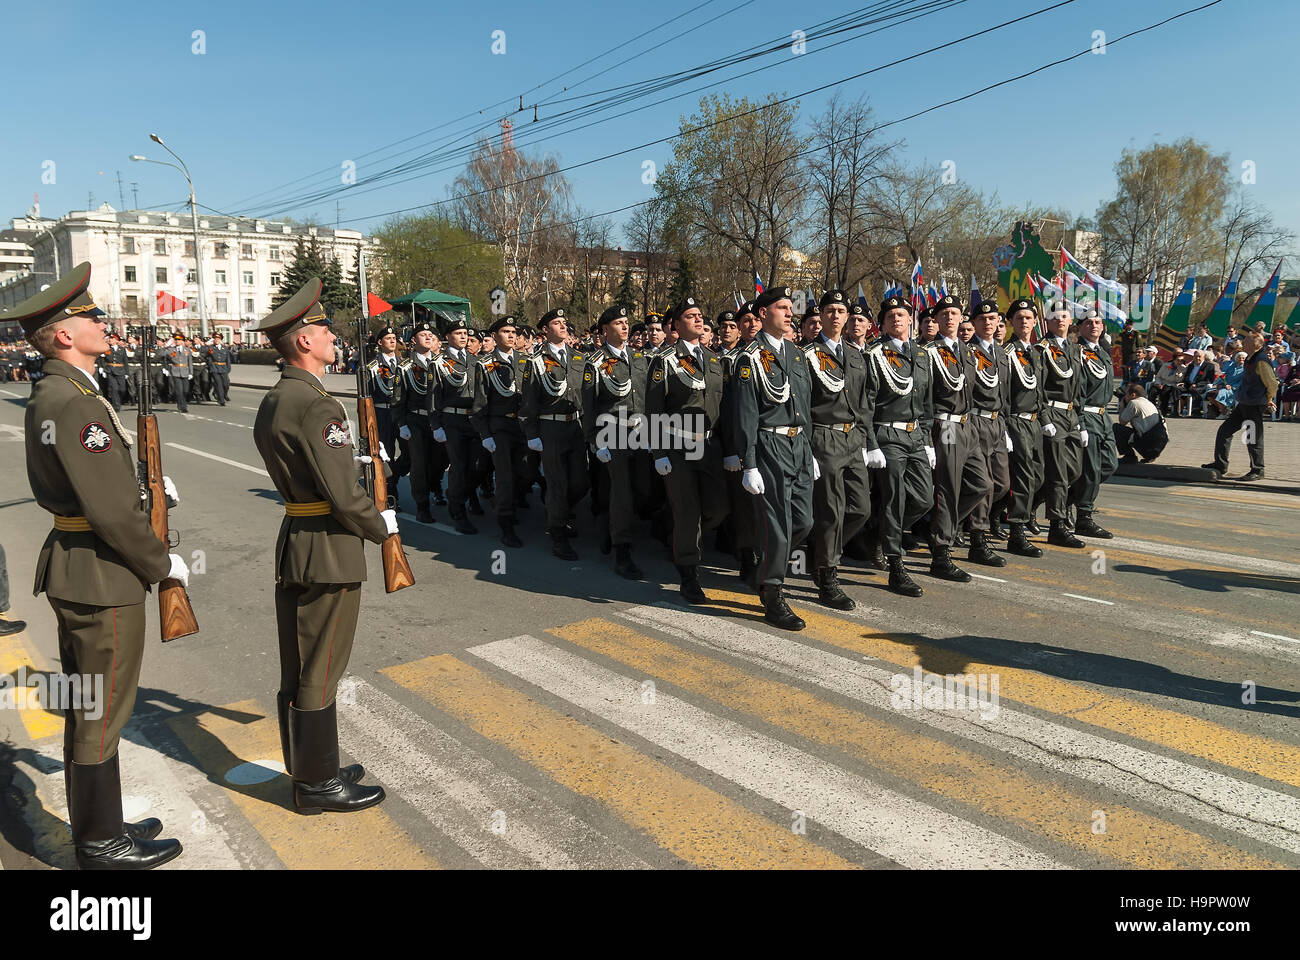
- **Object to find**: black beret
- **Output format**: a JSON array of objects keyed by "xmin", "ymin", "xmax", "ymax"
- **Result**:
[
  {"xmin": 818, "ymin": 289, "xmax": 847, "ymax": 309},
  {"xmin": 933, "ymin": 294, "xmax": 964, "ymax": 314},
  {"xmin": 736, "ymin": 299, "xmax": 757, "ymax": 319},
  {"xmin": 850, "ymin": 302, "xmax": 872, "ymax": 318},
  {"xmin": 802, "ymin": 302, "xmax": 820, "ymax": 320},
  {"xmin": 753, "ymin": 286, "xmax": 793, "ymax": 310},
  {"xmin": 1006, "ymin": 298, "xmax": 1037, "ymax": 316},
  {"xmin": 440, "ymin": 314, "xmax": 469, "ymax": 334},
  {"xmin": 668, "ymin": 297, "xmax": 700, "ymax": 322},
  {"xmin": 969, "ymin": 300, "xmax": 1001, "ymax": 318},
  {"xmin": 629, "ymin": 322, "xmax": 647, "ymax": 335},
  {"xmin": 878, "ymin": 295, "xmax": 913, "ymax": 316},
  {"xmin": 716, "ymin": 310, "xmax": 737, "ymax": 325},
  {"xmin": 539, "ymin": 308, "xmax": 566, "ymax": 329},
  {"xmin": 411, "ymin": 320, "xmax": 436, "ymax": 337},
  {"xmin": 376, "ymin": 325, "xmax": 397, "ymax": 339},
  {"xmin": 645, "ymin": 312, "xmax": 663, "ymax": 324},
  {"xmin": 487, "ymin": 315, "xmax": 519, "ymax": 336},
  {"xmin": 598, "ymin": 305, "xmax": 629, "ymax": 327},
  {"xmin": 467, "ymin": 328, "xmax": 482, "ymax": 339}
]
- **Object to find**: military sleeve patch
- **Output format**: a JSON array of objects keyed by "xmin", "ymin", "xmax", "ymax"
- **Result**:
[
  {"xmin": 652, "ymin": 368, "xmax": 663, "ymax": 383},
  {"xmin": 79, "ymin": 422, "xmax": 112, "ymax": 452},
  {"xmin": 739, "ymin": 366, "xmax": 751, "ymax": 380},
  {"xmin": 323, "ymin": 420, "xmax": 349, "ymax": 448},
  {"xmin": 584, "ymin": 370, "xmax": 593, "ymax": 382}
]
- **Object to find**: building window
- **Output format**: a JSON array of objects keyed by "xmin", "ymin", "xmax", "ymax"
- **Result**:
[
  {"xmin": 214, "ymin": 269, "xmax": 227, "ymax": 284},
  {"xmin": 216, "ymin": 297, "xmax": 228, "ymax": 313},
  {"xmin": 214, "ymin": 242, "xmax": 228, "ymax": 259},
  {"xmin": 242, "ymin": 271, "xmax": 254, "ymax": 286},
  {"xmin": 240, "ymin": 243, "xmax": 253, "ymax": 258},
  {"xmin": 269, "ymin": 246, "xmax": 281, "ymax": 261},
  {"xmin": 270, "ymin": 272, "xmax": 281, "ymax": 287},
  {"xmin": 156, "ymin": 267, "xmax": 167, "ymax": 283},
  {"xmin": 154, "ymin": 239, "xmax": 166, "ymax": 255},
  {"xmin": 244, "ymin": 298, "xmax": 255, "ymax": 314},
  {"xmin": 125, "ymin": 295, "xmax": 138, "ymax": 313},
  {"xmin": 124, "ymin": 266, "xmax": 137, "ymax": 283},
  {"xmin": 122, "ymin": 237, "xmax": 136, "ymax": 254},
  {"xmin": 185, "ymin": 240, "xmax": 195, "ymax": 257}
]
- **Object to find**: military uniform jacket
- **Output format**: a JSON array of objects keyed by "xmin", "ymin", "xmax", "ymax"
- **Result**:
[
  {"xmin": 1076, "ymin": 341, "xmax": 1116, "ymax": 412},
  {"xmin": 925, "ymin": 337, "xmax": 974, "ymax": 418},
  {"xmin": 368, "ymin": 354, "xmax": 403, "ymax": 412},
  {"xmin": 430, "ymin": 348, "xmax": 475, "ymax": 431},
  {"xmin": 581, "ymin": 343, "xmax": 647, "ymax": 448},
  {"xmin": 966, "ymin": 337, "xmax": 1011, "ymax": 417},
  {"xmin": 805, "ymin": 336, "xmax": 873, "ymax": 437},
  {"xmin": 470, "ymin": 349, "xmax": 529, "ymax": 438},
  {"xmin": 520, "ymin": 344, "xmax": 583, "ymax": 441},
  {"xmin": 644, "ymin": 340, "xmax": 724, "ymax": 457},
  {"xmin": 718, "ymin": 345, "xmax": 746, "ymax": 457},
  {"xmin": 398, "ymin": 352, "xmax": 436, "ymax": 427},
  {"xmin": 204, "ymin": 344, "xmax": 232, "ymax": 372},
  {"xmin": 102, "ymin": 344, "xmax": 128, "ymax": 380},
  {"xmin": 866, "ymin": 339, "xmax": 933, "ymax": 444},
  {"xmin": 158, "ymin": 344, "xmax": 193, "ymax": 379},
  {"xmin": 731, "ymin": 336, "xmax": 813, "ymax": 469},
  {"xmin": 25, "ymin": 358, "xmax": 171, "ymax": 605},
  {"xmin": 253, "ymin": 366, "xmax": 387, "ymax": 585},
  {"xmin": 1004, "ymin": 339, "xmax": 1046, "ymax": 418},
  {"xmin": 1035, "ymin": 337, "xmax": 1083, "ymax": 431}
]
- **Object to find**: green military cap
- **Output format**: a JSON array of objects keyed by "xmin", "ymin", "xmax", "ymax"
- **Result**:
[
  {"xmin": 247, "ymin": 277, "xmax": 328, "ymax": 338},
  {"xmin": 0, "ymin": 261, "xmax": 103, "ymax": 337}
]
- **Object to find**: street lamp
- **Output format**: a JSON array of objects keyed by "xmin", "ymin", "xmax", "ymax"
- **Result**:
[
  {"xmin": 131, "ymin": 134, "xmax": 209, "ymax": 337},
  {"xmin": 541, "ymin": 274, "xmax": 550, "ymax": 311}
]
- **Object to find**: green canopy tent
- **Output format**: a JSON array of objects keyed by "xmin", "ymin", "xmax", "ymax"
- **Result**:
[{"xmin": 383, "ymin": 288, "xmax": 472, "ymax": 335}]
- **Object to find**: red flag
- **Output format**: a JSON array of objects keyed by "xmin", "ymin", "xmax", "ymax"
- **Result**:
[
  {"xmin": 156, "ymin": 290, "xmax": 188, "ymax": 316},
  {"xmin": 367, "ymin": 292, "xmax": 392, "ymax": 316}
]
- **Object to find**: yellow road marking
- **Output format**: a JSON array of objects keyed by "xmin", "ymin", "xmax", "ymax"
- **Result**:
[
  {"xmin": 168, "ymin": 699, "xmax": 438, "ymax": 870},
  {"xmin": 384, "ymin": 654, "xmax": 854, "ymax": 869},
  {"xmin": 550, "ymin": 617, "xmax": 1277, "ymax": 869},
  {"xmin": 0, "ymin": 630, "xmax": 63, "ymax": 740}
]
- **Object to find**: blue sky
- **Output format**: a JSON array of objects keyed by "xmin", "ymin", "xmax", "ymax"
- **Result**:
[{"xmin": 5, "ymin": 0, "xmax": 1294, "ymax": 257}]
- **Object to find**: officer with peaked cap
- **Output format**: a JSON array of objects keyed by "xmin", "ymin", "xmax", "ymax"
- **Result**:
[
  {"xmin": 4, "ymin": 262, "xmax": 188, "ymax": 868},
  {"xmin": 249, "ymin": 278, "xmax": 391, "ymax": 815}
]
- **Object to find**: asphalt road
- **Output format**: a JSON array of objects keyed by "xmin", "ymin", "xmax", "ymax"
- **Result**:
[{"xmin": 1, "ymin": 380, "xmax": 1298, "ymax": 870}]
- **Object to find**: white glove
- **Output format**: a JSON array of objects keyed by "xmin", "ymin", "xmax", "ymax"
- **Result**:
[
  {"xmin": 399, "ymin": 425, "xmax": 412, "ymax": 441},
  {"xmin": 1080, "ymin": 429, "xmax": 1090, "ymax": 447},
  {"xmin": 377, "ymin": 442, "xmax": 390, "ymax": 463},
  {"xmin": 925, "ymin": 445, "xmax": 936, "ymax": 469},
  {"xmin": 482, "ymin": 437, "xmax": 497, "ymax": 454},
  {"xmin": 381, "ymin": 508, "xmax": 399, "ymax": 536},
  {"xmin": 1041, "ymin": 422, "xmax": 1058, "ymax": 439},
  {"xmin": 864, "ymin": 448, "xmax": 886, "ymax": 469},
  {"xmin": 741, "ymin": 468, "xmax": 765, "ymax": 496},
  {"xmin": 1004, "ymin": 433, "xmax": 1014, "ymax": 453},
  {"xmin": 595, "ymin": 447, "xmax": 612, "ymax": 464},
  {"xmin": 354, "ymin": 455, "xmax": 373, "ymax": 465},
  {"xmin": 812, "ymin": 458, "xmax": 822, "ymax": 481},
  {"xmin": 527, "ymin": 437, "xmax": 544, "ymax": 453},
  {"xmin": 654, "ymin": 456, "xmax": 673, "ymax": 476},
  {"xmin": 722, "ymin": 454, "xmax": 742, "ymax": 472},
  {"xmin": 166, "ymin": 553, "xmax": 189, "ymax": 587},
  {"xmin": 432, "ymin": 427, "xmax": 447, "ymax": 443},
  {"xmin": 162, "ymin": 474, "xmax": 179, "ymax": 507},
  {"xmin": 626, "ymin": 413, "xmax": 645, "ymax": 431}
]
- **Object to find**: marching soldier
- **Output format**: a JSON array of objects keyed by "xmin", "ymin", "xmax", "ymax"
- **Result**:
[
  {"xmin": 804, "ymin": 290, "xmax": 878, "ymax": 610},
  {"xmin": 582, "ymin": 305, "xmax": 647, "ymax": 579},
  {"xmin": 521, "ymin": 308, "xmax": 589, "ymax": 560},
  {"xmin": 721, "ymin": 300, "xmax": 762, "ymax": 584},
  {"xmin": 431, "ymin": 315, "xmax": 481, "ymax": 534},
  {"xmin": 102, "ymin": 332, "xmax": 129, "ymax": 410},
  {"xmin": 5, "ymin": 262, "xmax": 188, "ymax": 868},
  {"xmin": 865, "ymin": 294, "xmax": 934, "ymax": 597},
  {"xmin": 368, "ymin": 326, "xmax": 408, "ymax": 504},
  {"xmin": 157, "ymin": 333, "xmax": 193, "ymax": 412},
  {"xmin": 731, "ymin": 286, "xmax": 815, "ymax": 630},
  {"xmin": 925, "ymin": 294, "xmax": 992, "ymax": 582},
  {"xmin": 1002, "ymin": 299, "xmax": 1048, "ymax": 557},
  {"xmin": 398, "ymin": 321, "xmax": 439, "ymax": 524},
  {"xmin": 206, "ymin": 332, "xmax": 233, "ymax": 406},
  {"xmin": 249, "ymin": 277, "xmax": 391, "ymax": 815},
  {"xmin": 645, "ymin": 297, "xmax": 726, "ymax": 604},
  {"xmin": 1069, "ymin": 311, "xmax": 1118, "ymax": 539},
  {"xmin": 193, "ymin": 336, "xmax": 212, "ymax": 403},
  {"xmin": 964, "ymin": 300, "xmax": 1012, "ymax": 566},
  {"xmin": 1035, "ymin": 303, "xmax": 1086, "ymax": 548},
  {"xmin": 471, "ymin": 316, "xmax": 532, "ymax": 548}
]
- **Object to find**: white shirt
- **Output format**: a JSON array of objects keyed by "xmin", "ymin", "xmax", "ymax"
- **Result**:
[
  {"xmin": 1119, "ymin": 396, "xmax": 1160, "ymax": 436},
  {"xmin": 548, "ymin": 342, "xmax": 566, "ymax": 363},
  {"xmin": 413, "ymin": 351, "xmax": 432, "ymax": 368},
  {"xmin": 975, "ymin": 337, "xmax": 994, "ymax": 354},
  {"xmin": 608, "ymin": 345, "xmax": 626, "ymax": 363},
  {"xmin": 761, "ymin": 331, "xmax": 785, "ymax": 353},
  {"xmin": 888, "ymin": 337, "xmax": 907, "ymax": 353},
  {"xmin": 74, "ymin": 365, "xmax": 100, "ymax": 392},
  {"xmin": 381, "ymin": 353, "xmax": 397, "ymax": 367}
]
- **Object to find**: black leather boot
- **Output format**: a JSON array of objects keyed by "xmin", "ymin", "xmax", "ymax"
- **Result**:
[
  {"xmin": 449, "ymin": 505, "xmax": 478, "ymax": 535},
  {"xmin": 1026, "ymin": 518, "xmax": 1042, "ymax": 536},
  {"xmin": 1073, "ymin": 511, "xmax": 1113, "ymax": 539},
  {"xmin": 289, "ymin": 702, "xmax": 385, "ymax": 814},
  {"xmin": 614, "ymin": 544, "xmax": 643, "ymax": 580},
  {"xmin": 280, "ymin": 691, "xmax": 361, "ymax": 784},
  {"xmin": 815, "ymin": 567, "xmax": 855, "ymax": 610},
  {"xmin": 1048, "ymin": 518, "xmax": 1084, "ymax": 548},
  {"xmin": 929, "ymin": 544, "xmax": 972, "ymax": 582},
  {"xmin": 70, "ymin": 755, "xmax": 182, "ymax": 870},
  {"xmin": 967, "ymin": 530, "xmax": 1007, "ymax": 567},
  {"xmin": 550, "ymin": 528, "xmax": 579, "ymax": 561},
  {"xmin": 499, "ymin": 522, "xmax": 522, "ymax": 548},
  {"xmin": 866, "ymin": 537, "xmax": 887, "ymax": 571},
  {"xmin": 760, "ymin": 585, "xmax": 806, "ymax": 631},
  {"xmin": 988, "ymin": 518, "xmax": 1007, "ymax": 540},
  {"xmin": 887, "ymin": 556, "xmax": 923, "ymax": 597},
  {"xmin": 676, "ymin": 564, "xmax": 708, "ymax": 604},
  {"xmin": 1006, "ymin": 522, "xmax": 1043, "ymax": 558}
]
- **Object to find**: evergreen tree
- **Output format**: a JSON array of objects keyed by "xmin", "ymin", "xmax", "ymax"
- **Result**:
[
  {"xmin": 274, "ymin": 235, "xmax": 328, "ymax": 308},
  {"xmin": 613, "ymin": 269, "xmax": 637, "ymax": 315},
  {"xmin": 568, "ymin": 271, "xmax": 589, "ymax": 326},
  {"xmin": 667, "ymin": 253, "xmax": 695, "ymax": 307}
]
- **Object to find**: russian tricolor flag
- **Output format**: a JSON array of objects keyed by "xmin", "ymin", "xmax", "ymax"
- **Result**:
[{"xmin": 754, "ymin": 273, "xmax": 765, "ymax": 295}]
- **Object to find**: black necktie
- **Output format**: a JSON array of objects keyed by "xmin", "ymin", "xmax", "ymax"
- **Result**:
[{"xmin": 835, "ymin": 343, "xmax": 844, "ymax": 365}]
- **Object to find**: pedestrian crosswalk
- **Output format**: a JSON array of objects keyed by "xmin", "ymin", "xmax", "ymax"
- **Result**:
[{"xmin": 4, "ymin": 574, "xmax": 1297, "ymax": 870}]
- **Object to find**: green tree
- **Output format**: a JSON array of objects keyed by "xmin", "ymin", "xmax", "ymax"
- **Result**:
[
  {"xmin": 568, "ymin": 270, "xmax": 589, "ymax": 326},
  {"xmin": 667, "ymin": 253, "xmax": 695, "ymax": 306},
  {"xmin": 372, "ymin": 212, "xmax": 504, "ymax": 321},
  {"xmin": 613, "ymin": 269, "xmax": 637, "ymax": 314},
  {"xmin": 274, "ymin": 235, "xmax": 329, "ymax": 309}
]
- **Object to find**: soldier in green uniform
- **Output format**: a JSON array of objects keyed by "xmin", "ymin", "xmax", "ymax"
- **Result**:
[
  {"xmin": 1069, "ymin": 311, "xmax": 1118, "ymax": 539},
  {"xmin": 398, "ymin": 321, "xmax": 439, "ymax": 524},
  {"xmin": 865, "ymin": 295, "xmax": 934, "ymax": 597},
  {"xmin": 964, "ymin": 300, "xmax": 1012, "ymax": 566},
  {"xmin": 102, "ymin": 333, "xmax": 129, "ymax": 410},
  {"xmin": 5, "ymin": 262, "xmax": 188, "ymax": 868},
  {"xmin": 522, "ymin": 308, "xmax": 589, "ymax": 560},
  {"xmin": 431, "ymin": 315, "xmax": 480, "ymax": 534},
  {"xmin": 249, "ymin": 278, "xmax": 391, "ymax": 815},
  {"xmin": 1002, "ymin": 299, "xmax": 1048, "ymax": 557},
  {"xmin": 1035, "ymin": 303, "xmax": 1086, "ymax": 548},
  {"xmin": 582, "ymin": 305, "xmax": 647, "ymax": 579},
  {"xmin": 192, "ymin": 335, "xmax": 212, "ymax": 403},
  {"xmin": 719, "ymin": 302, "xmax": 761, "ymax": 586},
  {"xmin": 157, "ymin": 333, "xmax": 193, "ymax": 412},
  {"xmin": 206, "ymin": 332, "xmax": 233, "ymax": 406},
  {"xmin": 367, "ymin": 326, "xmax": 408, "ymax": 505},
  {"xmin": 471, "ymin": 316, "xmax": 532, "ymax": 548},
  {"xmin": 645, "ymin": 297, "xmax": 726, "ymax": 604},
  {"xmin": 731, "ymin": 286, "xmax": 815, "ymax": 630}
]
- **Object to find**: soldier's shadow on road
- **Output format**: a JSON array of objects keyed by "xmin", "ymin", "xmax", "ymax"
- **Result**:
[
  {"xmin": 1113, "ymin": 562, "xmax": 1300, "ymax": 595},
  {"xmin": 0, "ymin": 742, "xmax": 74, "ymax": 869}
]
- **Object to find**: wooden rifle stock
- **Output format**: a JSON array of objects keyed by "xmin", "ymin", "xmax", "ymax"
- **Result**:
[
  {"xmin": 358, "ymin": 394, "xmax": 415, "ymax": 593},
  {"xmin": 138, "ymin": 413, "xmax": 199, "ymax": 641}
]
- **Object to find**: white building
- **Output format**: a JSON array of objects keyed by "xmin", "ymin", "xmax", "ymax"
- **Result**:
[{"xmin": 0, "ymin": 205, "xmax": 378, "ymax": 342}]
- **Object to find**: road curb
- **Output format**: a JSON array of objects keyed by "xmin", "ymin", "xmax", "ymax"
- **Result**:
[
  {"xmin": 1115, "ymin": 462, "xmax": 1297, "ymax": 495},
  {"xmin": 231, "ymin": 377, "xmax": 357, "ymax": 400}
]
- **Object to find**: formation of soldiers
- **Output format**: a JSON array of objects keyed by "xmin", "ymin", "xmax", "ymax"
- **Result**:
[
  {"xmin": 0, "ymin": 339, "xmax": 44, "ymax": 380},
  {"xmin": 91, "ymin": 330, "xmax": 235, "ymax": 412}
]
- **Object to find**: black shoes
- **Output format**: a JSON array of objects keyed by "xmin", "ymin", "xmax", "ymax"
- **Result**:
[
  {"xmin": 676, "ymin": 565, "xmax": 708, "ymax": 604},
  {"xmin": 1201, "ymin": 462, "xmax": 1225, "ymax": 478},
  {"xmin": 1026, "ymin": 518, "xmax": 1042, "ymax": 536},
  {"xmin": 967, "ymin": 531, "xmax": 1007, "ymax": 567},
  {"xmin": 0, "ymin": 618, "xmax": 26, "ymax": 637},
  {"xmin": 1047, "ymin": 519, "xmax": 1084, "ymax": 548},
  {"xmin": 550, "ymin": 530, "xmax": 579, "ymax": 561},
  {"xmin": 988, "ymin": 519, "xmax": 1008, "ymax": 540},
  {"xmin": 1073, "ymin": 512, "xmax": 1113, "ymax": 539},
  {"xmin": 929, "ymin": 545, "xmax": 972, "ymax": 583},
  {"xmin": 449, "ymin": 508, "xmax": 477, "ymax": 535},
  {"xmin": 499, "ymin": 523, "xmax": 523, "ymax": 548},
  {"xmin": 1240, "ymin": 469, "xmax": 1265, "ymax": 481},
  {"xmin": 760, "ymin": 585, "xmax": 806, "ymax": 631},
  {"xmin": 70, "ymin": 755, "xmax": 183, "ymax": 870},
  {"xmin": 1006, "ymin": 522, "xmax": 1043, "ymax": 558},
  {"xmin": 614, "ymin": 544, "xmax": 643, "ymax": 580},
  {"xmin": 289, "ymin": 702, "xmax": 385, "ymax": 815},
  {"xmin": 815, "ymin": 567, "xmax": 855, "ymax": 610},
  {"xmin": 887, "ymin": 556, "xmax": 923, "ymax": 597}
]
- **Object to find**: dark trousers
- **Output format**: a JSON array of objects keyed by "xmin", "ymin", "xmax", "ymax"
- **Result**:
[
  {"xmin": 592, "ymin": 450, "xmax": 637, "ymax": 546},
  {"xmin": 663, "ymin": 441, "xmax": 726, "ymax": 567},
  {"xmin": 753, "ymin": 430, "xmax": 815, "ymax": 587},
  {"xmin": 930, "ymin": 418, "xmax": 991, "ymax": 547},
  {"xmin": 724, "ymin": 468, "xmax": 758, "ymax": 556},
  {"xmin": 1070, "ymin": 412, "xmax": 1118, "ymax": 513},
  {"xmin": 968, "ymin": 415, "xmax": 1011, "ymax": 529},
  {"xmin": 1115, "ymin": 421, "xmax": 1167, "ymax": 461},
  {"xmin": 874, "ymin": 426, "xmax": 933, "ymax": 558},
  {"xmin": 539, "ymin": 419, "xmax": 590, "ymax": 533},
  {"xmin": 488, "ymin": 420, "xmax": 530, "ymax": 525},
  {"xmin": 274, "ymin": 581, "xmax": 361, "ymax": 710},
  {"xmin": 1004, "ymin": 416, "xmax": 1044, "ymax": 524},
  {"xmin": 211, "ymin": 371, "xmax": 229, "ymax": 405},
  {"xmin": 810, "ymin": 424, "xmax": 870, "ymax": 570},
  {"xmin": 171, "ymin": 375, "xmax": 189, "ymax": 412},
  {"xmin": 405, "ymin": 414, "xmax": 436, "ymax": 511},
  {"xmin": 1213, "ymin": 403, "xmax": 1266, "ymax": 472},
  {"xmin": 105, "ymin": 375, "xmax": 127, "ymax": 412},
  {"xmin": 194, "ymin": 369, "xmax": 210, "ymax": 402},
  {"xmin": 443, "ymin": 414, "xmax": 480, "ymax": 508},
  {"xmin": 375, "ymin": 407, "xmax": 409, "ymax": 480},
  {"xmin": 1038, "ymin": 426, "xmax": 1083, "ymax": 522}
]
